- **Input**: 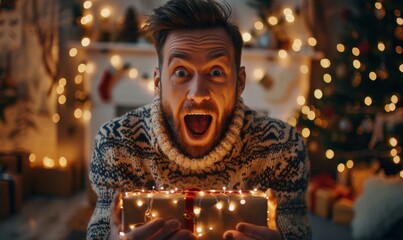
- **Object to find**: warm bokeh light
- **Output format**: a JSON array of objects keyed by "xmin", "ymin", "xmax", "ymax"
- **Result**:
[
  {"xmin": 394, "ymin": 156, "xmax": 401, "ymax": 164},
  {"xmin": 129, "ymin": 68, "xmax": 138, "ymax": 79},
  {"xmin": 353, "ymin": 59, "xmax": 361, "ymax": 69},
  {"xmin": 320, "ymin": 58, "xmax": 331, "ymax": 68},
  {"xmin": 323, "ymin": 73, "xmax": 332, "ymax": 83},
  {"xmin": 43, "ymin": 156, "xmax": 55, "ymax": 168},
  {"xmin": 58, "ymin": 95, "xmax": 67, "ymax": 105},
  {"xmin": 364, "ymin": 96, "xmax": 372, "ymax": 106},
  {"xmin": 336, "ymin": 43, "xmax": 345, "ymax": 52},
  {"xmin": 74, "ymin": 108, "xmax": 83, "ymax": 119},
  {"xmin": 111, "ymin": 55, "xmax": 123, "ymax": 68},
  {"xmin": 390, "ymin": 148, "xmax": 398, "ymax": 157},
  {"xmin": 288, "ymin": 117, "xmax": 297, "ymax": 127},
  {"xmin": 391, "ymin": 95, "xmax": 398, "ymax": 103},
  {"xmin": 29, "ymin": 153, "xmax": 36, "ymax": 163},
  {"xmin": 52, "ymin": 113, "xmax": 60, "ymax": 123},
  {"xmin": 278, "ymin": 49, "xmax": 287, "ymax": 59},
  {"xmin": 352, "ymin": 47, "xmax": 360, "ymax": 56},
  {"xmin": 253, "ymin": 68, "xmax": 264, "ymax": 80},
  {"xmin": 325, "ymin": 149, "xmax": 335, "ymax": 159},
  {"xmin": 308, "ymin": 37, "xmax": 317, "ymax": 46},
  {"xmin": 301, "ymin": 128, "xmax": 310, "ymax": 138},
  {"xmin": 242, "ymin": 32, "xmax": 252, "ymax": 42},
  {"xmin": 297, "ymin": 96, "xmax": 306, "ymax": 106},
  {"xmin": 56, "ymin": 85, "xmax": 64, "ymax": 95},
  {"xmin": 75, "ymin": 75, "xmax": 83, "ymax": 84},
  {"xmin": 346, "ymin": 160, "xmax": 354, "ymax": 169},
  {"xmin": 337, "ymin": 163, "xmax": 345, "ymax": 173},
  {"xmin": 83, "ymin": 0, "xmax": 92, "ymax": 9},
  {"xmin": 300, "ymin": 65, "xmax": 309, "ymax": 74},
  {"xmin": 59, "ymin": 78, "xmax": 67, "ymax": 87},
  {"xmin": 81, "ymin": 37, "xmax": 90, "ymax": 47},
  {"xmin": 254, "ymin": 21, "xmax": 264, "ymax": 30},
  {"xmin": 267, "ymin": 16, "xmax": 278, "ymax": 25},
  {"xmin": 377, "ymin": 41, "xmax": 385, "ymax": 51},
  {"xmin": 83, "ymin": 110, "xmax": 92, "ymax": 121},
  {"xmin": 389, "ymin": 137, "xmax": 398, "ymax": 147},
  {"xmin": 369, "ymin": 71, "xmax": 377, "ymax": 81},
  {"xmin": 69, "ymin": 48, "xmax": 78, "ymax": 57},
  {"xmin": 374, "ymin": 2, "xmax": 382, "ymax": 9},
  {"xmin": 314, "ymin": 89, "xmax": 323, "ymax": 99},
  {"xmin": 59, "ymin": 157, "xmax": 68, "ymax": 168},
  {"xmin": 100, "ymin": 8, "xmax": 111, "ymax": 18},
  {"xmin": 78, "ymin": 63, "xmax": 86, "ymax": 73}
]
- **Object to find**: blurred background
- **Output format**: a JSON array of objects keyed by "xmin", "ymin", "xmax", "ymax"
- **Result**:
[{"xmin": 0, "ymin": 0, "xmax": 402, "ymax": 239}]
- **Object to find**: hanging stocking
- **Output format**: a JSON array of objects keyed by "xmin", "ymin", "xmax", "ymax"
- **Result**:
[{"xmin": 97, "ymin": 63, "xmax": 130, "ymax": 102}]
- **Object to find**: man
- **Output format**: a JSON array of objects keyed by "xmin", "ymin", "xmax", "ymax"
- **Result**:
[{"xmin": 87, "ymin": 0, "xmax": 311, "ymax": 239}]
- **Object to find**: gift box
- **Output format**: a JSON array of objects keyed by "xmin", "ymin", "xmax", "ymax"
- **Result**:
[
  {"xmin": 307, "ymin": 174, "xmax": 352, "ymax": 218},
  {"xmin": 32, "ymin": 165, "xmax": 74, "ymax": 197},
  {"xmin": 332, "ymin": 198, "xmax": 354, "ymax": 225},
  {"xmin": 0, "ymin": 173, "xmax": 23, "ymax": 219},
  {"xmin": 122, "ymin": 190, "xmax": 268, "ymax": 239},
  {"xmin": 0, "ymin": 151, "xmax": 31, "ymax": 198}
]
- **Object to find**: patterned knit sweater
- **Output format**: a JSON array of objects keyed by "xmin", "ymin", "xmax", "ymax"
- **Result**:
[{"xmin": 87, "ymin": 97, "xmax": 311, "ymax": 240}]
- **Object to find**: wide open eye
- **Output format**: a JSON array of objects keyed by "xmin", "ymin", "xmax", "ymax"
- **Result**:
[
  {"xmin": 210, "ymin": 68, "xmax": 223, "ymax": 77},
  {"xmin": 174, "ymin": 68, "xmax": 190, "ymax": 78}
]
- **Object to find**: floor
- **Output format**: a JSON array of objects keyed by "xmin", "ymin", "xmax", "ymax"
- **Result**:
[
  {"xmin": 0, "ymin": 190, "xmax": 354, "ymax": 240},
  {"xmin": 0, "ymin": 191, "xmax": 91, "ymax": 240}
]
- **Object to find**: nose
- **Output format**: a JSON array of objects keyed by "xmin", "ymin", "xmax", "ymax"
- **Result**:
[{"xmin": 187, "ymin": 74, "xmax": 210, "ymax": 103}]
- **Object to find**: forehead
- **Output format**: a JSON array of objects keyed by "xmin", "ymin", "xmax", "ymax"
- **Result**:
[{"xmin": 163, "ymin": 28, "xmax": 234, "ymax": 59}]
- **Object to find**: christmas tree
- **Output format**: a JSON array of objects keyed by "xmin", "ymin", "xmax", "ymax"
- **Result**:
[{"xmin": 297, "ymin": 0, "xmax": 403, "ymax": 177}]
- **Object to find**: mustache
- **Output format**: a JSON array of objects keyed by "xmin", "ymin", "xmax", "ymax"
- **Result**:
[{"xmin": 182, "ymin": 101, "xmax": 217, "ymax": 113}]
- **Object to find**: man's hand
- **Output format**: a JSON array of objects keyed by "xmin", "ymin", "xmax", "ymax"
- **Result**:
[
  {"xmin": 223, "ymin": 222, "xmax": 282, "ymax": 240},
  {"xmin": 110, "ymin": 192, "xmax": 196, "ymax": 240}
]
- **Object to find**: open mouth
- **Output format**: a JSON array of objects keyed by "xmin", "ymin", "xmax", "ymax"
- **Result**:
[{"xmin": 184, "ymin": 113, "xmax": 212, "ymax": 136}]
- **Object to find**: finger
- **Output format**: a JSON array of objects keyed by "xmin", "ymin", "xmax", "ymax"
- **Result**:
[
  {"xmin": 125, "ymin": 218, "xmax": 165, "ymax": 239},
  {"xmin": 152, "ymin": 219, "xmax": 181, "ymax": 240},
  {"xmin": 169, "ymin": 229, "xmax": 197, "ymax": 240},
  {"xmin": 236, "ymin": 222, "xmax": 281, "ymax": 240},
  {"xmin": 223, "ymin": 230, "xmax": 254, "ymax": 240},
  {"xmin": 111, "ymin": 192, "xmax": 123, "ymax": 227}
]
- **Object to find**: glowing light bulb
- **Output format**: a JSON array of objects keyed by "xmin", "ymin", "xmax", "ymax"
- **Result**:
[
  {"xmin": 389, "ymin": 137, "xmax": 398, "ymax": 147},
  {"xmin": 58, "ymin": 95, "xmax": 66, "ymax": 105},
  {"xmin": 308, "ymin": 37, "xmax": 317, "ymax": 46},
  {"xmin": 364, "ymin": 96, "xmax": 372, "ymax": 106},
  {"xmin": 216, "ymin": 202, "xmax": 223, "ymax": 210},
  {"xmin": 69, "ymin": 48, "xmax": 77, "ymax": 57},
  {"xmin": 352, "ymin": 47, "xmax": 360, "ymax": 56},
  {"xmin": 369, "ymin": 72, "xmax": 377, "ymax": 81},
  {"xmin": 83, "ymin": 110, "xmax": 92, "ymax": 121},
  {"xmin": 391, "ymin": 95, "xmax": 398, "ymax": 104},
  {"xmin": 353, "ymin": 59, "xmax": 361, "ymax": 69},
  {"xmin": 194, "ymin": 207, "xmax": 201, "ymax": 215},
  {"xmin": 390, "ymin": 148, "xmax": 397, "ymax": 157},
  {"xmin": 74, "ymin": 108, "xmax": 83, "ymax": 119},
  {"xmin": 137, "ymin": 200, "xmax": 143, "ymax": 206},
  {"xmin": 300, "ymin": 65, "xmax": 309, "ymax": 74},
  {"xmin": 83, "ymin": 1, "xmax": 92, "ymax": 9},
  {"xmin": 240, "ymin": 199, "xmax": 246, "ymax": 205},
  {"xmin": 129, "ymin": 68, "xmax": 138, "ymax": 79},
  {"xmin": 378, "ymin": 41, "xmax": 385, "ymax": 51},
  {"xmin": 229, "ymin": 203, "xmax": 236, "ymax": 211},
  {"xmin": 81, "ymin": 37, "xmax": 90, "ymax": 47}
]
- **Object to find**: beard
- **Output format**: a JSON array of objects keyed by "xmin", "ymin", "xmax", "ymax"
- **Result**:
[{"xmin": 161, "ymin": 97, "xmax": 236, "ymax": 158}]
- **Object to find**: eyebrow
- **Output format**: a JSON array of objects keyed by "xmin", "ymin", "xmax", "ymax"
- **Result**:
[
  {"xmin": 168, "ymin": 51, "xmax": 191, "ymax": 64},
  {"xmin": 167, "ymin": 49, "xmax": 231, "ymax": 65}
]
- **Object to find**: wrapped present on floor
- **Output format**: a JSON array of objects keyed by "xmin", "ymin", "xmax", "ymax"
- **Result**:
[
  {"xmin": 122, "ymin": 189, "xmax": 268, "ymax": 239},
  {"xmin": 0, "ymin": 172, "xmax": 23, "ymax": 219},
  {"xmin": 307, "ymin": 174, "xmax": 352, "ymax": 218},
  {"xmin": 306, "ymin": 174, "xmax": 334, "ymax": 213},
  {"xmin": 332, "ymin": 198, "xmax": 354, "ymax": 225},
  {"xmin": 32, "ymin": 157, "xmax": 83, "ymax": 197},
  {"xmin": 0, "ymin": 151, "xmax": 31, "ymax": 198}
]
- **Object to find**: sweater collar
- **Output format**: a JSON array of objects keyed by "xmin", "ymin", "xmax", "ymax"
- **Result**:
[{"xmin": 150, "ymin": 96, "xmax": 245, "ymax": 171}]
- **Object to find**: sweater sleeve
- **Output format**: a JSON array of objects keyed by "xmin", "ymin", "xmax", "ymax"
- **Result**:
[
  {"xmin": 86, "ymin": 128, "xmax": 122, "ymax": 240},
  {"xmin": 273, "ymin": 126, "xmax": 312, "ymax": 240}
]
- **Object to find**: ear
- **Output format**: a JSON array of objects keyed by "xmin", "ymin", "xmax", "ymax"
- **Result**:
[
  {"xmin": 237, "ymin": 66, "xmax": 246, "ymax": 96},
  {"xmin": 154, "ymin": 67, "xmax": 161, "ymax": 96}
]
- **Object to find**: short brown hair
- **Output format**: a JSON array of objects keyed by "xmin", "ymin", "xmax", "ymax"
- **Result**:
[{"xmin": 142, "ymin": 0, "xmax": 243, "ymax": 70}]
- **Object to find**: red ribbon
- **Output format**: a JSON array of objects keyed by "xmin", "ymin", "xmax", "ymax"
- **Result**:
[{"xmin": 183, "ymin": 189, "xmax": 198, "ymax": 232}]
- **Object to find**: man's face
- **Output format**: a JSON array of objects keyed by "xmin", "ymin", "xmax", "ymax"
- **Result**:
[{"xmin": 154, "ymin": 28, "xmax": 245, "ymax": 158}]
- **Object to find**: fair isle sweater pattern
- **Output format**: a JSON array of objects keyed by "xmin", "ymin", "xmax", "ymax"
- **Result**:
[{"xmin": 87, "ymin": 97, "xmax": 312, "ymax": 240}]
